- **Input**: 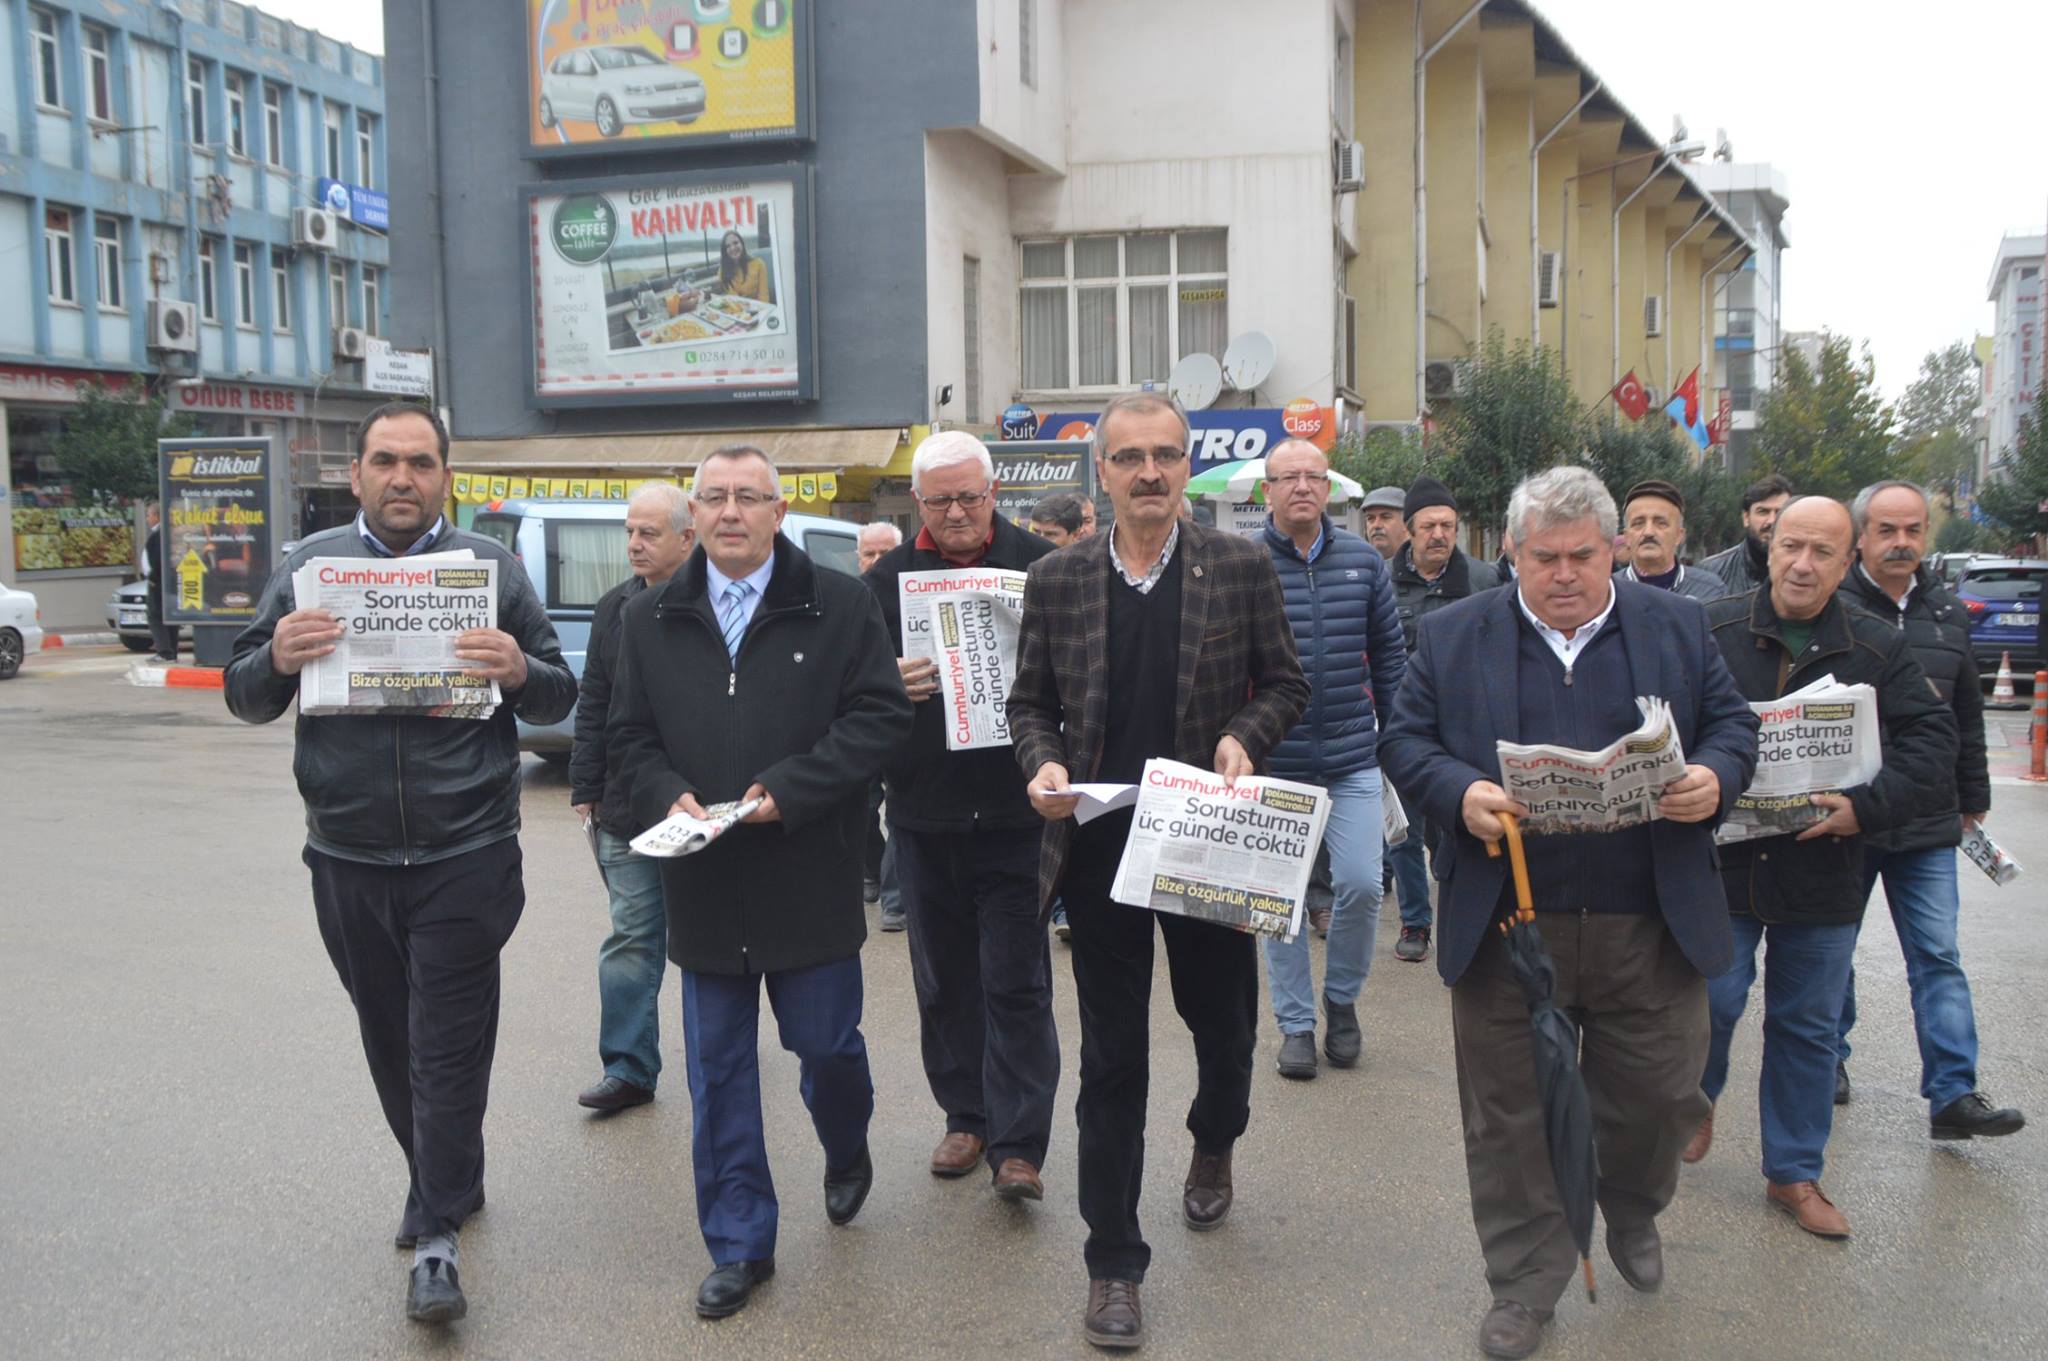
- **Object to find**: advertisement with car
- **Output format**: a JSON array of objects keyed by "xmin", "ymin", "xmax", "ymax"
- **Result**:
[{"xmin": 527, "ymin": 168, "xmax": 814, "ymax": 405}]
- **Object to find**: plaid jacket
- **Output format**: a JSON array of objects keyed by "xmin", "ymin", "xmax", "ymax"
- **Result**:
[{"xmin": 1008, "ymin": 522, "xmax": 1309, "ymax": 911}]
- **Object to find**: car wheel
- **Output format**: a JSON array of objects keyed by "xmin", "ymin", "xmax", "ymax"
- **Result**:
[
  {"xmin": 0, "ymin": 628, "xmax": 22, "ymax": 680},
  {"xmin": 596, "ymin": 97, "xmax": 619, "ymax": 137},
  {"xmin": 539, "ymin": 96, "xmax": 556, "ymax": 128},
  {"xmin": 120, "ymin": 635, "xmax": 154, "ymax": 653}
]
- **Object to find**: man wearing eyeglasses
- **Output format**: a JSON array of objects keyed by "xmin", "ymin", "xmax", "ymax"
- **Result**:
[
  {"xmin": 862, "ymin": 430, "xmax": 1061, "ymax": 1202},
  {"xmin": 1009, "ymin": 392, "xmax": 1307, "ymax": 1351}
]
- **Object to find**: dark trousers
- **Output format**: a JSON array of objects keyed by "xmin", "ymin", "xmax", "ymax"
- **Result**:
[
  {"xmin": 1450, "ymin": 912, "xmax": 1708, "ymax": 1311},
  {"xmin": 681, "ymin": 956, "xmax": 873, "ymax": 1265},
  {"xmin": 1064, "ymin": 847, "xmax": 1258, "ymax": 1283},
  {"xmin": 305, "ymin": 839, "xmax": 526, "ymax": 1240},
  {"xmin": 145, "ymin": 576, "xmax": 177, "ymax": 657},
  {"xmin": 893, "ymin": 822, "xmax": 1059, "ymax": 1170}
]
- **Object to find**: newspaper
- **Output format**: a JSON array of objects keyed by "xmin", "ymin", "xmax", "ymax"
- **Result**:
[
  {"xmin": 1109, "ymin": 759, "xmax": 1331, "ymax": 942},
  {"xmin": 1716, "ymin": 676, "xmax": 1879, "ymax": 845},
  {"xmin": 291, "ymin": 552, "xmax": 500, "ymax": 718},
  {"xmin": 629, "ymin": 799, "xmax": 763, "ymax": 858},
  {"xmin": 1496, "ymin": 697, "xmax": 1687, "ymax": 835},
  {"xmin": 898, "ymin": 568, "xmax": 1028, "ymax": 751},
  {"xmin": 1384, "ymin": 776, "xmax": 1410, "ymax": 847},
  {"xmin": 1960, "ymin": 822, "xmax": 2023, "ymax": 886}
]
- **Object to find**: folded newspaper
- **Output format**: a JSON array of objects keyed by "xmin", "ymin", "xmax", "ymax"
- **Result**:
[
  {"xmin": 1496, "ymin": 697, "xmax": 1687, "ymax": 835},
  {"xmin": 292, "ymin": 551, "xmax": 500, "ymax": 718},
  {"xmin": 1109, "ymin": 759, "xmax": 1331, "ymax": 942},
  {"xmin": 898, "ymin": 568, "xmax": 1028, "ymax": 751},
  {"xmin": 1960, "ymin": 821, "xmax": 2022, "ymax": 886},
  {"xmin": 629, "ymin": 799, "xmax": 762, "ymax": 858},
  {"xmin": 1716, "ymin": 676, "xmax": 1879, "ymax": 845}
]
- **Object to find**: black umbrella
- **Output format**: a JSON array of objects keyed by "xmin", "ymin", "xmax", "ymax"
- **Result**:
[{"xmin": 1486, "ymin": 812, "xmax": 1599, "ymax": 1303}]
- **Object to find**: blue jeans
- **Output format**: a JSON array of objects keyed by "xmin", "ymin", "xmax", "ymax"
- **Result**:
[
  {"xmin": 1836, "ymin": 847, "xmax": 1980, "ymax": 1111},
  {"xmin": 1704, "ymin": 914, "xmax": 1858, "ymax": 1184},
  {"xmin": 1264, "ymin": 768, "xmax": 1383, "ymax": 1035},
  {"xmin": 596, "ymin": 829, "xmax": 667, "ymax": 1089},
  {"xmin": 1388, "ymin": 793, "xmax": 1432, "ymax": 931}
]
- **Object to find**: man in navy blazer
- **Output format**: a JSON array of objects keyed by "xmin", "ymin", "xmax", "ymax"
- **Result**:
[{"xmin": 1379, "ymin": 466, "xmax": 1757, "ymax": 1361}]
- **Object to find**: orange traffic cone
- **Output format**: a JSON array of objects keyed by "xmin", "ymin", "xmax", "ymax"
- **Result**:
[{"xmin": 1991, "ymin": 651, "xmax": 2021, "ymax": 708}]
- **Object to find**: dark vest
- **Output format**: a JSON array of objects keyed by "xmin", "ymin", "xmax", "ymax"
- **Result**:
[{"xmin": 1074, "ymin": 546, "xmax": 1184, "ymax": 867}]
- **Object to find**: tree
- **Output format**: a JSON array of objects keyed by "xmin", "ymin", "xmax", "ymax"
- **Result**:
[
  {"xmin": 1580, "ymin": 412, "xmax": 1687, "ymax": 508},
  {"xmin": 52, "ymin": 382, "xmax": 199, "ymax": 506},
  {"xmin": 1751, "ymin": 335, "xmax": 1899, "ymax": 500},
  {"xmin": 1896, "ymin": 341, "xmax": 1980, "ymax": 510},
  {"xmin": 1328, "ymin": 423, "xmax": 1430, "ymax": 497},
  {"xmin": 1432, "ymin": 330, "xmax": 1584, "ymax": 535},
  {"xmin": 1975, "ymin": 383, "xmax": 2048, "ymax": 548}
]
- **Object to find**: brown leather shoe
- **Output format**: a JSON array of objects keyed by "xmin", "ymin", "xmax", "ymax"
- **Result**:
[
  {"xmin": 1681, "ymin": 1105, "xmax": 1713, "ymax": 1164},
  {"xmin": 1083, "ymin": 1278, "xmax": 1144, "ymax": 1350},
  {"xmin": 930, "ymin": 1131, "xmax": 986, "ymax": 1178},
  {"xmin": 1767, "ymin": 1180, "xmax": 1850, "ymax": 1239},
  {"xmin": 1478, "ymin": 1300, "xmax": 1552, "ymax": 1359},
  {"xmin": 993, "ymin": 1158, "xmax": 1043, "ymax": 1201},
  {"xmin": 1182, "ymin": 1147, "xmax": 1233, "ymax": 1230},
  {"xmin": 1309, "ymin": 905, "xmax": 1332, "ymax": 938}
]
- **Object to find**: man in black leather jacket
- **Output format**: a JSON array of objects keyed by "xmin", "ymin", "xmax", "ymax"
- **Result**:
[
  {"xmin": 225, "ymin": 404, "xmax": 576, "ymax": 1325},
  {"xmin": 1699, "ymin": 473, "xmax": 1792, "ymax": 594}
]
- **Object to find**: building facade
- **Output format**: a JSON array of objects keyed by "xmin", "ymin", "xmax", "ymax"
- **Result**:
[
  {"xmin": 1985, "ymin": 231, "xmax": 2045, "ymax": 476},
  {"xmin": 1695, "ymin": 161, "xmax": 1789, "ymax": 472},
  {"xmin": 1, "ymin": 0, "xmax": 388, "ymax": 627}
]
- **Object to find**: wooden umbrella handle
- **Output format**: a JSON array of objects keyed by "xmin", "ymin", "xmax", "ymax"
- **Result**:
[{"xmin": 1483, "ymin": 811, "xmax": 1535, "ymax": 923}]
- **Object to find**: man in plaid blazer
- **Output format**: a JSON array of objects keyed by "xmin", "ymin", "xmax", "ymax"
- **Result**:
[{"xmin": 1009, "ymin": 391, "xmax": 1308, "ymax": 1351}]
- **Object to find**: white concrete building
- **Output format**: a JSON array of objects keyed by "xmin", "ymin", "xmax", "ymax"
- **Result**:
[
  {"xmin": 1694, "ymin": 162, "xmax": 1790, "ymax": 470},
  {"xmin": 1986, "ymin": 232, "xmax": 2045, "ymax": 473}
]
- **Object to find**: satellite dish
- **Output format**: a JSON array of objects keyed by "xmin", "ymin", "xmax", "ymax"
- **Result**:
[
  {"xmin": 1221, "ymin": 332, "xmax": 1276, "ymax": 392},
  {"xmin": 1168, "ymin": 352, "xmax": 1223, "ymax": 412}
]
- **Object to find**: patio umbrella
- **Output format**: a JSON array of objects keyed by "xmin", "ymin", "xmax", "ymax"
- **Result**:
[
  {"xmin": 1485, "ymin": 812, "xmax": 1600, "ymax": 1303},
  {"xmin": 1183, "ymin": 459, "xmax": 1265, "ymax": 501},
  {"xmin": 1222, "ymin": 459, "xmax": 1366, "ymax": 503}
]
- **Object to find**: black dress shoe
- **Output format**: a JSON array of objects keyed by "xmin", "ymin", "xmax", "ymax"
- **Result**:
[
  {"xmin": 1606, "ymin": 1220, "xmax": 1663, "ymax": 1293},
  {"xmin": 1931, "ymin": 1091, "xmax": 2026, "ymax": 1140},
  {"xmin": 578, "ymin": 1075, "xmax": 655, "ymax": 1112},
  {"xmin": 1323, "ymin": 996, "xmax": 1362, "ymax": 1068},
  {"xmin": 1478, "ymin": 1300, "xmax": 1552, "ymax": 1360},
  {"xmin": 695, "ymin": 1259, "xmax": 774, "ymax": 1319},
  {"xmin": 1834, "ymin": 1061, "xmax": 1851, "ymax": 1106},
  {"xmin": 406, "ymin": 1259, "xmax": 467, "ymax": 1324},
  {"xmin": 824, "ymin": 1146, "xmax": 873, "ymax": 1225}
]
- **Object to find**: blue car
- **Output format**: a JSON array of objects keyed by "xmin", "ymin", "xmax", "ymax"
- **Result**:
[{"xmin": 1951, "ymin": 558, "xmax": 2046, "ymax": 678}]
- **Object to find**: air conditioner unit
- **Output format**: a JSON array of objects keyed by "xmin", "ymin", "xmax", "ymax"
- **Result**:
[
  {"xmin": 1643, "ymin": 294, "xmax": 1665, "ymax": 338},
  {"xmin": 333, "ymin": 325, "xmax": 367, "ymax": 360},
  {"xmin": 1423, "ymin": 358, "xmax": 1469, "ymax": 401},
  {"xmin": 1333, "ymin": 139, "xmax": 1365, "ymax": 193},
  {"xmin": 1537, "ymin": 251, "xmax": 1562, "ymax": 308},
  {"xmin": 292, "ymin": 206, "xmax": 338, "ymax": 250},
  {"xmin": 147, "ymin": 299, "xmax": 199, "ymax": 353}
]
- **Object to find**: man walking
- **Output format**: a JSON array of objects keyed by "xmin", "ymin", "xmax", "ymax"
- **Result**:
[
  {"xmin": 224, "ymin": 403, "xmax": 577, "ymax": 1325},
  {"xmin": 608, "ymin": 446, "xmax": 911, "ymax": 1319},
  {"xmin": 1699, "ymin": 473, "xmax": 1792, "ymax": 594},
  {"xmin": 1386, "ymin": 475, "xmax": 1500, "ymax": 964},
  {"xmin": 142, "ymin": 501, "xmax": 178, "ymax": 660},
  {"xmin": 1833, "ymin": 481, "xmax": 2024, "ymax": 1135},
  {"xmin": 1379, "ymin": 466, "xmax": 1757, "ymax": 1360},
  {"xmin": 1694, "ymin": 496, "xmax": 1956, "ymax": 1241},
  {"xmin": 1360, "ymin": 485, "xmax": 1409, "ymax": 561},
  {"xmin": 1617, "ymin": 480, "xmax": 1725, "ymax": 602},
  {"xmin": 1256, "ymin": 438, "xmax": 1406, "ymax": 1080},
  {"xmin": 1009, "ymin": 392, "xmax": 1306, "ymax": 1350},
  {"xmin": 570, "ymin": 482, "xmax": 695, "ymax": 1114},
  {"xmin": 857, "ymin": 522, "xmax": 905, "ymax": 927},
  {"xmin": 1030, "ymin": 492, "xmax": 1089, "ymax": 547},
  {"xmin": 866, "ymin": 430, "xmax": 1060, "ymax": 1198}
]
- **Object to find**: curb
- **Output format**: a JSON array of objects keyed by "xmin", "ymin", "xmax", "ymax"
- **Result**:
[
  {"xmin": 127, "ymin": 662, "xmax": 224, "ymax": 690},
  {"xmin": 45, "ymin": 631, "xmax": 120, "ymax": 649}
]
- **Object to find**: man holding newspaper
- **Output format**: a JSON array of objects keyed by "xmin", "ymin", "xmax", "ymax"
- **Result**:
[
  {"xmin": 225, "ymin": 403, "xmax": 578, "ymax": 1326},
  {"xmin": 1379, "ymin": 466, "xmax": 1759, "ymax": 1361}
]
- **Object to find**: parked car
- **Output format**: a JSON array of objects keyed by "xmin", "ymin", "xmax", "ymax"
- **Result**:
[
  {"xmin": 107, "ymin": 580, "xmax": 194, "ymax": 653},
  {"xmin": 1930, "ymin": 551, "xmax": 1986, "ymax": 585},
  {"xmin": 0, "ymin": 580, "xmax": 46, "ymax": 679},
  {"xmin": 537, "ymin": 45, "xmax": 706, "ymax": 139},
  {"xmin": 1951, "ymin": 558, "xmax": 2047, "ymax": 677},
  {"xmin": 468, "ymin": 498, "xmax": 863, "ymax": 760}
]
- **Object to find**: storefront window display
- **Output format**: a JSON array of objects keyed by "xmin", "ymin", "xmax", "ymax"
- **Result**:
[{"xmin": 8, "ymin": 406, "xmax": 139, "ymax": 574}]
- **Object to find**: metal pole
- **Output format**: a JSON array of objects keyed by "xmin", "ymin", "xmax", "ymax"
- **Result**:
[
  {"xmin": 1530, "ymin": 80, "xmax": 1600, "ymax": 348},
  {"xmin": 1610, "ymin": 152, "xmax": 1675, "ymax": 387},
  {"xmin": 1415, "ymin": 0, "xmax": 1491, "ymax": 418},
  {"xmin": 1661, "ymin": 206, "xmax": 1714, "ymax": 386}
]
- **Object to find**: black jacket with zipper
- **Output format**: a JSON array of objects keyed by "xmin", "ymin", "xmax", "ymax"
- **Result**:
[
  {"xmin": 862, "ymin": 514, "xmax": 1054, "ymax": 834},
  {"xmin": 608, "ymin": 533, "xmax": 914, "ymax": 976},
  {"xmin": 1700, "ymin": 533, "xmax": 1770, "ymax": 596},
  {"xmin": 1705, "ymin": 586, "xmax": 1957, "ymax": 926},
  {"xmin": 1840, "ymin": 562, "xmax": 1988, "ymax": 851},
  {"xmin": 568, "ymin": 573, "xmax": 647, "ymax": 839}
]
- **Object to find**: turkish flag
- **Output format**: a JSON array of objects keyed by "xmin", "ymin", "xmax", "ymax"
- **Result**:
[{"xmin": 1612, "ymin": 370, "xmax": 1649, "ymax": 421}]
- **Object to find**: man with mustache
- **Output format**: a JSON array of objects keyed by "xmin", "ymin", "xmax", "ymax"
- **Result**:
[
  {"xmin": 1829, "ymin": 481, "xmax": 2023, "ymax": 1136},
  {"xmin": 1361, "ymin": 486, "xmax": 1409, "ymax": 560},
  {"xmin": 1616, "ymin": 480, "xmax": 1726, "ymax": 603},
  {"xmin": 1700, "ymin": 473, "xmax": 1792, "ymax": 593}
]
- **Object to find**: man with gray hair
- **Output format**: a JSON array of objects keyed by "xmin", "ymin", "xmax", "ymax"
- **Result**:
[
  {"xmin": 1381, "ymin": 465, "xmax": 1758, "ymax": 1360},
  {"xmin": 571, "ymin": 482, "xmax": 695, "ymax": 1113}
]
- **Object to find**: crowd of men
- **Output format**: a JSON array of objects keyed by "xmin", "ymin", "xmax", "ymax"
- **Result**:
[{"xmin": 227, "ymin": 397, "xmax": 2025, "ymax": 1358}]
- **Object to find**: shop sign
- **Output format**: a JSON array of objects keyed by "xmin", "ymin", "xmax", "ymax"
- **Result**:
[
  {"xmin": 318, "ymin": 178, "xmax": 391, "ymax": 231},
  {"xmin": 526, "ymin": 0, "xmax": 810, "ymax": 156},
  {"xmin": 999, "ymin": 403, "xmax": 1038, "ymax": 440},
  {"xmin": 1033, "ymin": 406, "xmax": 1338, "ymax": 473},
  {"xmin": 0, "ymin": 362, "xmax": 131, "ymax": 405},
  {"xmin": 160, "ymin": 436, "xmax": 276, "ymax": 623},
  {"xmin": 365, "ymin": 336, "xmax": 435, "ymax": 398},
  {"xmin": 526, "ymin": 167, "xmax": 816, "ymax": 406},
  {"xmin": 985, "ymin": 437, "xmax": 1094, "ymax": 526},
  {"xmin": 168, "ymin": 381, "xmax": 303, "ymax": 416}
]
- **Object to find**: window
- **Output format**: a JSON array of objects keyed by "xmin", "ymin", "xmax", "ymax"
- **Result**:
[
  {"xmin": 271, "ymin": 252, "xmax": 291, "ymax": 331},
  {"xmin": 962, "ymin": 256, "xmax": 981, "ymax": 423},
  {"xmin": 233, "ymin": 242, "xmax": 256, "ymax": 327},
  {"xmin": 323, "ymin": 102, "xmax": 343, "ymax": 180},
  {"xmin": 199, "ymin": 238, "xmax": 219, "ymax": 321},
  {"xmin": 45, "ymin": 208, "xmax": 76, "ymax": 304},
  {"xmin": 262, "ymin": 84, "xmax": 285, "ymax": 166},
  {"xmin": 31, "ymin": 8, "xmax": 62, "ymax": 109},
  {"xmin": 225, "ymin": 73, "xmax": 247, "ymax": 156},
  {"xmin": 94, "ymin": 217, "xmax": 123, "ymax": 311},
  {"xmin": 186, "ymin": 58, "xmax": 207, "ymax": 147},
  {"xmin": 1019, "ymin": 0, "xmax": 1035, "ymax": 89},
  {"xmin": 329, "ymin": 260, "xmax": 349, "ymax": 327},
  {"xmin": 551, "ymin": 522, "xmax": 633, "ymax": 608},
  {"xmin": 356, "ymin": 113, "xmax": 374, "ymax": 188},
  {"xmin": 361, "ymin": 269, "xmax": 380, "ymax": 336},
  {"xmin": 1019, "ymin": 231, "xmax": 1227, "ymax": 391},
  {"xmin": 84, "ymin": 25, "xmax": 113, "ymax": 122}
]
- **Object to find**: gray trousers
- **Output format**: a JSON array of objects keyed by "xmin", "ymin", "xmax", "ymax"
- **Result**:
[{"xmin": 1450, "ymin": 912, "xmax": 1709, "ymax": 1311}]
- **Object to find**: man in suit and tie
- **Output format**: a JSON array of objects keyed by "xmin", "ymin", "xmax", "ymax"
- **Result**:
[
  {"xmin": 1379, "ymin": 466, "xmax": 1758, "ymax": 1361},
  {"xmin": 1009, "ymin": 391, "xmax": 1308, "ymax": 1351}
]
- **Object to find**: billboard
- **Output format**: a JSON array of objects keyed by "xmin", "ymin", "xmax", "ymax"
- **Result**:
[
  {"xmin": 159, "ymin": 437, "xmax": 276, "ymax": 624},
  {"xmin": 526, "ymin": 167, "xmax": 815, "ymax": 406},
  {"xmin": 984, "ymin": 438, "xmax": 1095, "ymax": 527},
  {"xmin": 526, "ymin": 0, "xmax": 809, "ymax": 155}
]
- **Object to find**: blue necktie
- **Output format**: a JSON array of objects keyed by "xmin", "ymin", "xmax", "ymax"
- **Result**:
[{"xmin": 718, "ymin": 581, "xmax": 750, "ymax": 664}]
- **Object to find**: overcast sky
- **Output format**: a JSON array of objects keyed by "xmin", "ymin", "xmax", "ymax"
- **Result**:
[{"xmin": 275, "ymin": 0, "xmax": 2045, "ymax": 398}]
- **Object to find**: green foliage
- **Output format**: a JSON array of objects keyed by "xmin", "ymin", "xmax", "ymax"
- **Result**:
[
  {"xmin": 1934, "ymin": 516, "xmax": 1993, "ymax": 554},
  {"xmin": 1897, "ymin": 341, "xmax": 1981, "ymax": 510},
  {"xmin": 1328, "ymin": 424, "xmax": 1430, "ymax": 495},
  {"xmin": 1670, "ymin": 462, "xmax": 1746, "ymax": 558},
  {"xmin": 1750, "ymin": 336, "xmax": 1899, "ymax": 500},
  {"xmin": 1975, "ymin": 383, "xmax": 2048, "ymax": 546},
  {"xmin": 1580, "ymin": 414, "xmax": 1687, "ymax": 505},
  {"xmin": 52, "ymin": 382, "xmax": 200, "ymax": 506},
  {"xmin": 1431, "ymin": 331, "xmax": 1585, "ymax": 534}
]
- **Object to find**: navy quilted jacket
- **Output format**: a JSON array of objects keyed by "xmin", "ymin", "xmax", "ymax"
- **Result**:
[{"xmin": 1260, "ymin": 516, "xmax": 1407, "ymax": 782}]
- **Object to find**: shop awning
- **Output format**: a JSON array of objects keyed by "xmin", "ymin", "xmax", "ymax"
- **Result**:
[{"xmin": 449, "ymin": 427, "xmax": 903, "ymax": 472}]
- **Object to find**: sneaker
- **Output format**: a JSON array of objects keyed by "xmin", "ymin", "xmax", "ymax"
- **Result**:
[
  {"xmin": 1834, "ymin": 1061, "xmax": 1851, "ymax": 1106},
  {"xmin": 1394, "ymin": 926, "xmax": 1430, "ymax": 963},
  {"xmin": 879, "ymin": 903, "xmax": 907, "ymax": 932},
  {"xmin": 863, "ymin": 878, "xmax": 881, "ymax": 905},
  {"xmin": 1930, "ymin": 1092, "xmax": 2025, "ymax": 1140},
  {"xmin": 1052, "ymin": 906, "xmax": 1072, "ymax": 942},
  {"xmin": 1276, "ymin": 1031, "xmax": 1318, "ymax": 1080}
]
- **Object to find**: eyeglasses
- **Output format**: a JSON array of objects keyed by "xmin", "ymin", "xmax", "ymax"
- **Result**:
[
  {"xmin": 1264, "ymin": 471, "xmax": 1330, "ymax": 487},
  {"xmin": 693, "ymin": 488, "xmax": 778, "ymax": 509},
  {"xmin": 918, "ymin": 490, "xmax": 991, "ymax": 512},
  {"xmin": 1104, "ymin": 447, "xmax": 1189, "ymax": 470}
]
